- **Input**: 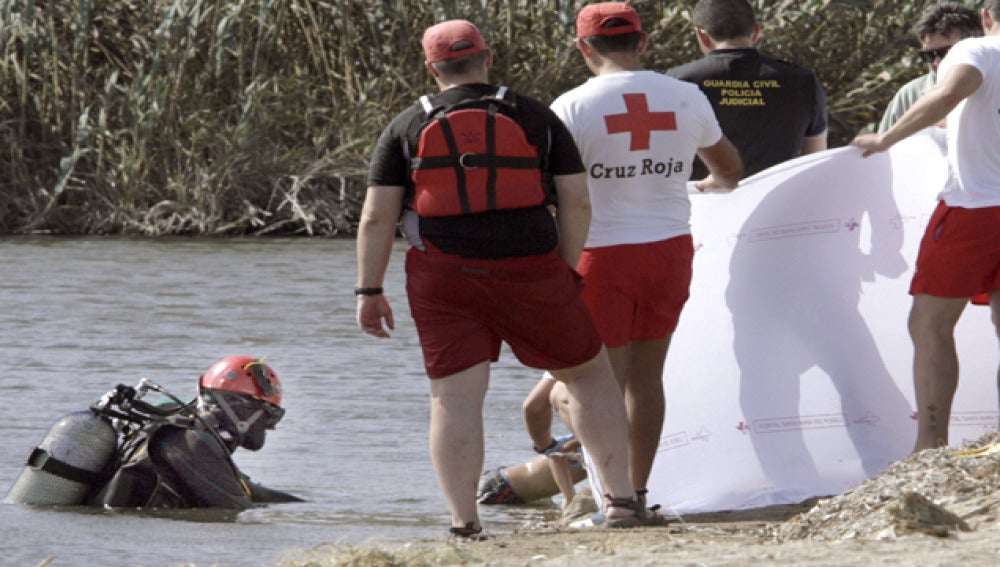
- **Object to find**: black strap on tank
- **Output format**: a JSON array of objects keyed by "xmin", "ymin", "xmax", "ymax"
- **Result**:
[{"xmin": 26, "ymin": 447, "xmax": 107, "ymax": 486}]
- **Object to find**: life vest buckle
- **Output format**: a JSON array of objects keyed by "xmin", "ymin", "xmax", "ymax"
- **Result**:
[{"xmin": 458, "ymin": 152, "xmax": 479, "ymax": 170}]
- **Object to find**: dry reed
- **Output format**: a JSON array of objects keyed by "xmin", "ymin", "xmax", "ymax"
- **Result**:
[{"xmin": 0, "ymin": 0, "xmax": 964, "ymax": 235}]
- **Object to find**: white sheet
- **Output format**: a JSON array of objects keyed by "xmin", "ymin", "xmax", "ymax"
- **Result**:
[{"xmin": 591, "ymin": 129, "xmax": 998, "ymax": 514}]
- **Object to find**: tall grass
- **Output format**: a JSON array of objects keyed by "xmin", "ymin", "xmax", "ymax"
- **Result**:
[{"xmin": 0, "ymin": 0, "xmax": 964, "ymax": 235}]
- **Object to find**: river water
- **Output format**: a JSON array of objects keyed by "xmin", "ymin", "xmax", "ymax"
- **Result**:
[{"xmin": 0, "ymin": 237, "xmax": 568, "ymax": 567}]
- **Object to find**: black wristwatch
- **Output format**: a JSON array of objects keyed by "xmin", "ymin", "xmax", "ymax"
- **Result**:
[{"xmin": 354, "ymin": 287, "xmax": 384, "ymax": 296}]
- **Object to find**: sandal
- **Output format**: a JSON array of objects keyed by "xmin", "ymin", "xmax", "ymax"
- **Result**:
[
  {"xmin": 637, "ymin": 488, "xmax": 665, "ymax": 515},
  {"xmin": 637, "ymin": 489, "xmax": 672, "ymax": 525},
  {"xmin": 449, "ymin": 521, "xmax": 488, "ymax": 541},
  {"xmin": 604, "ymin": 493, "xmax": 672, "ymax": 528}
]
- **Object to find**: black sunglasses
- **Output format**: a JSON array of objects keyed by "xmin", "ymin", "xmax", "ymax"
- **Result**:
[{"xmin": 918, "ymin": 46, "xmax": 951, "ymax": 64}]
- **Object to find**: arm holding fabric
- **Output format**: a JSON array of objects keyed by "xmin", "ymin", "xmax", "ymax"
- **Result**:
[
  {"xmin": 853, "ymin": 64, "xmax": 983, "ymax": 157},
  {"xmin": 695, "ymin": 135, "xmax": 743, "ymax": 191}
]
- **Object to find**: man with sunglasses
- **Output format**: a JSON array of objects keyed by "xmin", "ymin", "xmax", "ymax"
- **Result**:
[
  {"xmin": 878, "ymin": 3, "xmax": 981, "ymax": 133},
  {"xmin": 88, "ymin": 356, "xmax": 302, "ymax": 509},
  {"xmin": 853, "ymin": 0, "xmax": 1000, "ymax": 452}
]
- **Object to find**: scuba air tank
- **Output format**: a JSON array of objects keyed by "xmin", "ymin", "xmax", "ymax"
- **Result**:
[{"xmin": 5, "ymin": 410, "xmax": 118, "ymax": 506}]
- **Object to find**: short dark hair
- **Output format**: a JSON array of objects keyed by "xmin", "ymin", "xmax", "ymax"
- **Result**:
[
  {"xmin": 431, "ymin": 49, "xmax": 489, "ymax": 76},
  {"xmin": 913, "ymin": 2, "xmax": 982, "ymax": 40},
  {"xmin": 583, "ymin": 19, "xmax": 642, "ymax": 54},
  {"xmin": 690, "ymin": 0, "xmax": 755, "ymax": 41}
]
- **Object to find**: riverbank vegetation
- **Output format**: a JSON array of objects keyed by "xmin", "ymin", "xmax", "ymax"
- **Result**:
[{"xmin": 0, "ymin": 0, "xmax": 964, "ymax": 235}]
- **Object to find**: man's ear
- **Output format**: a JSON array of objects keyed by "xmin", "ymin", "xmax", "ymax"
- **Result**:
[
  {"xmin": 575, "ymin": 37, "xmax": 592, "ymax": 58},
  {"xmin": 695, "ymin": 27, "xmax": 714, "ymax": 52},
  {"xmin": 425, "ymin": 60, "xmax": 439, "ymax": 77},
  {"xmin": 750, "ymin": 22, "xmax": 761, "ymax": 44}
]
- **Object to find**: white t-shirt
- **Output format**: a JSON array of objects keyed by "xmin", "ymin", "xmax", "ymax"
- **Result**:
[
  {"xmin": 551, "ymin": 70, "xmax": 723, "ymax": 248},
  {"xmin": 937, "ymin": 36, "xmax": 1000, "ymax": 208}
]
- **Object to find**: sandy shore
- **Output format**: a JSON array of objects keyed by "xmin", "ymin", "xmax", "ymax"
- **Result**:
[
  {"xmin": 278, "ymin": 438, "xmax": 1000, "ymax": 566},
  {"xmin": 276, "ymin": 520, "xmax": 1000, "ymax": 566}
]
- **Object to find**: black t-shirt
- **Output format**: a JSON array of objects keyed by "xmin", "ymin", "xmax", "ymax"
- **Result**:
[
  {"xmin": 368, "ymin": 84, "xmax": 585, "ymax": 258},
  {"xmin": 668, "ymin": 49, "xmax": 828, "ymax": 179}
]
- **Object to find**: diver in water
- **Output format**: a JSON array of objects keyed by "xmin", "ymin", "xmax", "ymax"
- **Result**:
[
  {"xmin": 90, "ymin": 355, "xmax": 303, "ymax": 509},
  {"xmin": 6, "ymin": 356, "xmax": 302, "ymax": 510}
]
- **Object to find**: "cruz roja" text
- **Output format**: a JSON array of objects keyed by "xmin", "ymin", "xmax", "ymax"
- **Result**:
[{"xmin": 590, "ymin": 158, "xmax": 686, "ymax": 179}]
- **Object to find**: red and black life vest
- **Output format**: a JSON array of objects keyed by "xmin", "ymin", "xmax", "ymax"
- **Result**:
[{"xmin": 409, "ymin": 86, "xmax": 548, "ymax": 217}]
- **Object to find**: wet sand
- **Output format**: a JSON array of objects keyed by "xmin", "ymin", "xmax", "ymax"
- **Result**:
[{"xmin": 278, "ymin": 437, "xmax": 1000, "ymax": 566}]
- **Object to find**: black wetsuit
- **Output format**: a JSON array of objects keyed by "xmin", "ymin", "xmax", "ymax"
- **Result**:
[{"xmin": 88, "ymin": 417, "xmax": 300, "ymax": 509}]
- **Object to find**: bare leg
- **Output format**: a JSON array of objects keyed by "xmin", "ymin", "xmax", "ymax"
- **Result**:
[
  {"xmin": 549, "ymin": 380, "xmax": 575, "ymax": 434},
  {"xmin": 549, "ymin": 346, "xmax": 634, "ymax": 514},
  {"xmin": 909, "ymin": 294, "xmax": 967, "ymax": 452},
  {"xmin": 429, "ymin": 362, "xmax": 489, "ymax": 530},
  {"xmin": 548, "ymin": 454, "xmax": 576, "ymax": 507},
  {"xmin": 607, "ymin": 337, "xmax": 670, "ymax": 491}
]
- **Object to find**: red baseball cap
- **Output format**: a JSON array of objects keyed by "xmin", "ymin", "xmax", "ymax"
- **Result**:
[
  {"xmin": 422, "ymin": 19, "xmax": 488, "ymax": 63},
  {"xmin": 576, "ymin": 2, "xmax": 642, "ymax": 38}
]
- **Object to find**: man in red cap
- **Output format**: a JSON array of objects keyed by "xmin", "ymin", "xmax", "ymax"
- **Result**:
[
  {"xmin": 551, "ymin": 1, "xmax": 742, "ymax": 514},
  {"xmin": 356, "ymin": 18, "xmax": 648, "ymax": 535}
]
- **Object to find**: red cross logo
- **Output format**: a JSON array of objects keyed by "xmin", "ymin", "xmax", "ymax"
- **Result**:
[{"xmin": 604, "ymin": 93, "xmax": 677, "ymax": 151}]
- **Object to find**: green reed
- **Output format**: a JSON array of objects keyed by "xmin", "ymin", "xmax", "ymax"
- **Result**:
[{"xmin": 0, "ymin": 0, "xmax": 965, "ymax": 235}]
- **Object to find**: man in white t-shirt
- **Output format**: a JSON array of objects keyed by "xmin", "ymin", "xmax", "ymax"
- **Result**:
[
  {"xmin": 551, "ymin": 2, "xmax": 742, "ymax": 512},
  {"xmin": 853, "ymin": 0, "xmax": 1000, "ymax": 452}
]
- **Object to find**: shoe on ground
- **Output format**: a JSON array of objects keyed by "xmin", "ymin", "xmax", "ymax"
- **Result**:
[
  {"xmin": 449, "ymin": 521, "xmax": 489, "ymax": 541},
  {"xmin": 605, "ymin": 494, "xmax": 672, "ymax": 528}
]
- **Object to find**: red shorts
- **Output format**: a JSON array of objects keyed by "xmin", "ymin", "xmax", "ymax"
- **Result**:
[
  {"xmin": 405, "ymin": 248, "xmax": 603, "ymax": 379},
  {"xmin": 577, "ymin": 235, "xmax": 693, "ymax": 348},
  {"xmin": 910, "ymin": 201, "xmax": 1000, "ymax": 305}
]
